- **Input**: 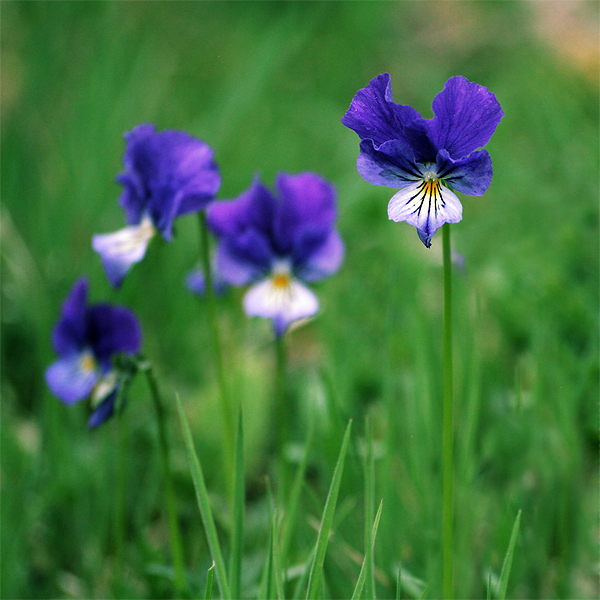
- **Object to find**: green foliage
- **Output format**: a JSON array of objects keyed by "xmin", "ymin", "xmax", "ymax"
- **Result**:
[{"xmin": 2, "ymin": 2, "xmax": 598, "ymax": 599}]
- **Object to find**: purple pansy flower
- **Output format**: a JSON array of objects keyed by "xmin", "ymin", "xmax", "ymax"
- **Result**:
[
  {"xmin": 93, "ymin": 124, "xmax": 220, "ymax": 287},
  {"xmin": 342, "ymin": 74, "xmax": 503, "ymax": 247},
  {"xmin": 207, "ymin": 173, "xmax": 344, "ymax": 337},
  {"xmin": 45, "ymin": 278, "xmax": 142, "ymax": 427}
]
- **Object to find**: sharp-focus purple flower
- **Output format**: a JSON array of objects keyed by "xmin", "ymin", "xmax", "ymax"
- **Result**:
[
  {"xmin": 93, "ymin": 124, "xmax": 220, "ymax": 287},
  {"xmin": 207, "ymin": 173, "xmax": 344, "ymax": 337},
  {"xmin": 45, "ymin": 278, "xmax": 141, "ymax": 427},
  {"xmin": 342, "ymin": 74, "xmax": 503, "ymax": 247}
]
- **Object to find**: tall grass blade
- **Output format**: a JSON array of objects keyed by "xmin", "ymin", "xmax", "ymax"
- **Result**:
[
  {"xmin": 281, "ymin": 423, "xmax": 314, "ymax": 567},
  {"xmin": 351, "ymin": 499, "xmax": 383, "ymax": 600},
  {"xmin": 364, "ymin": 417, "xmax": 376, "ymax": 600},
  {"xmin": 176, "ymin": 394, "xmax": 231, "ymax": 600},
  {"xmin": 205, "ymin": 562, "xmax": 215, "ymax": 600},
  {"xmin": 396, "ymin": 562, "xmax": 402, "ymax": 600},
  {"xmin": 229, "ymin": 408, "xmax": 245, "ymax": 600},
  {"xmin": 305, "ymin": 419, "xmax": 352, "ymax": 600},
  {"xmin": 498, "ymin": 509, "xmax": 522, "ymax": 600}
]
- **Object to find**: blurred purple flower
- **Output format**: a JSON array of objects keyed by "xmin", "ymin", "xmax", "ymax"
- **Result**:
[
  {"xmin": 342, "ymin": 74, "xmax": 503, "ymax": 247},
  {"xmin": 45, "ymin": 278, "xmax": 141, "ymax": 427},
  {"xmin": 207, "ymin": 173, "xmax": 344, "ymax": 337},
  {"xmin": 186, "ymin": 267, "xmax": 229, "ymax": 296},
  {"xmin": 93, "ymin": 124, "xmax": 220, "ymax": 287}
]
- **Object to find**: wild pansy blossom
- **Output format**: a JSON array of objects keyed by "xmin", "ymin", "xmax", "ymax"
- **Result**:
[
  {"xmin": 93, "ymin": 124, "xmax": 220, "ymax": 287},
  {"xmin": 206, "ymin": 173, "xmax": 344, "ymax": 337},
  {"xmin": 342, "ymin": 74, "xmax": 503, "ymax": 247},
  {"xmin": 45, "ymin": 278, "xmax": 141, "ymax": 427}
]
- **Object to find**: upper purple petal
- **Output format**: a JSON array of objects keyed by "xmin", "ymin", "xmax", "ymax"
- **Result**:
[
  {"xmin": 273, "ymin": 173, "xmax": 337, "ymax": 259},
  {"xmin": 427, "ymin": 76, "xmax": 503, "ymax": 159},
  {"xmin": 87, "ymin": 304, "xmax": 142, "ymax": 364},
  {"xmin": 209, "ymin": 173, "xmax": 343, "ymax": 284},
  {"xmin": 207, "ymin": 177, "xmax": 277, "ymax": 239},
  {"xmin": 52, "ymin": 278, "xmax": 89, "ymax": 355},
  {"xmin": 117, "ymin": 124, "xmax": 220, "ymax": 240},
  {"xmin": 342, "ymin": 73, "xmax": 437, "ymax": 163}
]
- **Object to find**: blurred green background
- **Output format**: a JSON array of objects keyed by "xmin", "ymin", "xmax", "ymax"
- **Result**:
[{"xmin": 2, "ymin": 2, "xmax": 598, "ymax": 598}]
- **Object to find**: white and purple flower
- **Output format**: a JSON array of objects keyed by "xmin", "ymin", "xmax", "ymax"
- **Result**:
[
  {"xmin": 342, "ymin": 74, "xmax": 503, "ymax": 247},
  {"xmin": 93, "ymin": 124, "xmax": 220, "ymax": 287},
  {"xmin": 206, "ymin": 173, "xmax": 344, "ymax": 337},
  {"xmin": 45, "ymin": 278, "xmax": 141, "ymax": 427}
]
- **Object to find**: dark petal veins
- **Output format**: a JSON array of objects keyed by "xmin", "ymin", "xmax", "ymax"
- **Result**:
[
  {"xmin": 357, "ymin": 139, "xmax": 422, "ymax": 188},
  {"xmin": 87, "ymin": 305, "xmax": 142, "ymax": 363},
  {"xmin": 52, "ymin": 278, "xmax": 89, "ymax": 355},
  {"xmin": 436, "ymin": 148, "xmax": 493, "ymax": 196},
  {"xmin": 428, "ymin": 76, "xmax": 503, "ymax": 159}
]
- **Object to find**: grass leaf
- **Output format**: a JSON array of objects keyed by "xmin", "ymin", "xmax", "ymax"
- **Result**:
[
  {"xmin": 351, "ymin": 499, "xmax": 383, "ymax": 600},
  {"xmin": 498, "ymin": 509, "xmax": 522, "ymax": 600},
  {"xmin": 176, "ymin": 394, "xmax": 231, "ymax": 600},
  {"xmin": 204, "ymin": 562, "xmax": 215, "ymax": 600},
  {"xmin": 305, "ymin": 419, "xmax": 352, "ymax": 600}
]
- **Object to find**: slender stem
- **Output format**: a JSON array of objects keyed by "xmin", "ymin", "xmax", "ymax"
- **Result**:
[
  {"xmin": 144, "ymin": 365, "xmax": 187, "ymax": 597},
  {"xmin": 198, "ymin": 211, "xmax": 235, "ymax": 475},
  {"xmin": 114, "ymin": 411, "xmax": 127, "ymax": 594},
  {"xmin": 442, "ymin": 224, "xmax": 454, "ymax": 599},
  {"xmin": 275, "ymin": 334, "xmax": 289, "ymax": 497}
]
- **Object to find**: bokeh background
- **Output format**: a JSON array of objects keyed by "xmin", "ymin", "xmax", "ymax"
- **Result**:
[{"xmin": 2, "ymin": 2, "xmax": 598, "ymax": 599}]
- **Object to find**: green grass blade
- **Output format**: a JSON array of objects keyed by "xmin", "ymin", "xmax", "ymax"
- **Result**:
[
  {"xmin": 305, "ymin": 419, "xmax": 352, "ymax": 600},
  {"xmin": 396, "ymin": 562, "xmax": 402, "ymax": 600},
  {"xmin": 486, "ymin": 567, "xmax": 492, "ymax": 600},
  {"xmin": 364, "ymin": 417, "xmax": 376, "ymax": 600},
  {"xmin": 498, "ymin": 509, "xmax": 522, "ymax": 600},
  {"xmin": 351, "ymin": 499, "xmax": 383, "ymax": 600},
  {"xmin": 176, "ymin": 394, "xmax": 231, "ymax": 600},
  {"xmin": 204, "ymin": 562, "xmax": 215, "ymax": 600},
  {"xmin": 229, "ymin": 407, "xmax": 245, "ymax": 600},
  {"xmin": 281, "ymin": 423, "xmax": 314, "ymax": 567}
]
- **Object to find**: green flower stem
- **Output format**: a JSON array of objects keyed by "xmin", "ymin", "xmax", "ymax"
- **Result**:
[
  {"xmin": 113, "ymin": 411, "xmax": 127, "ymax": 594},
  {"xmin": 275, "ymin": 334, "xmax": 290, "ymax": 496},
  {"xmin": 442, "ymin": 223, "xmax": 454, "ymax": 599},
  {"xmin": 198, "ymin": 211, "xmax": 235, "ymax": 478},
  {"xmin": 144, "ymin": 364, "xmax": 187, "ymax": 597}
]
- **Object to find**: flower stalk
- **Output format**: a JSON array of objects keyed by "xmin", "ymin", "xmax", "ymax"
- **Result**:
[
  {"xmin": 275, "ymin": 334, "xmax": 290, "ymax": 496},
  {"xmin": 442, "ymin": 223, "xmax": 454, "ymax": 598},
  {"xmin": 198, "ymin": 211, "xmax": 235, "ymax": 477},
  {"xmin": 143, "ymin": 362, "xmax": 187, "ymax": 597}
]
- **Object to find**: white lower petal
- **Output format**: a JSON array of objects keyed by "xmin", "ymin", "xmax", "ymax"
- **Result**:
[
  {"xmin": 92, "ymin": 215, "xmax": 156, "ymax": 287},
  {"xmin": 387, "ymin": 180, "xmax": 462, "ymax": 233},
  {"xmin": 243, "ymin": 276, "xmax": 319, "ymax": 333}
]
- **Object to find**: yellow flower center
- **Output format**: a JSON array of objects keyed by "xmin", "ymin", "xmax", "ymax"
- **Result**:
[
  {"xmin": 272, "ymin": 272, "xmax": 291, "ymax": 289},
  {"xmin": 422, "ymin": 179, "xmax": 441, "ymax": 197},
  {"xmin": 79, "ymin": 352, "xmax": 97, "ymax": 374}
]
